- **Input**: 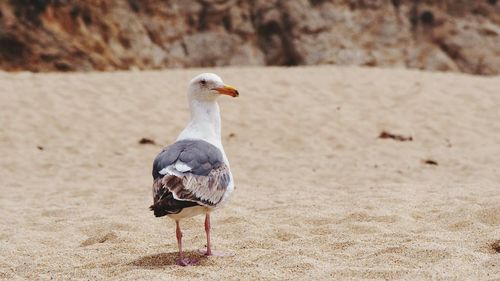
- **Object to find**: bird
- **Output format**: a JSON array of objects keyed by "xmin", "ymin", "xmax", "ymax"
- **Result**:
[{"xmin": 149, "ymin": 73, "xmax": 239, "ymax": 266}]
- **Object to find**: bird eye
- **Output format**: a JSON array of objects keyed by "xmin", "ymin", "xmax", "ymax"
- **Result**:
[{"xmin": 200, "ymin": 80, "xmax": 207, "ymax": 86}]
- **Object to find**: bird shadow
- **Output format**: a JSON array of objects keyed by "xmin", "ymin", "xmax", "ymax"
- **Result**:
[{"xmin": 129, "ymin": 251, "xmax": 210, "ymax": 268}]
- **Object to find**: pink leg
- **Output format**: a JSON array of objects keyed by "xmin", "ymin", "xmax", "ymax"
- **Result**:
[
  {"xmin": 199, "ymin": 213, "xmax": 235, "ymax": 257},
  {"xmin": 205, "ymin": 213, "xmax": 212, "ymax": 256},
  {"xmin": 175, "ymin": 220, "xmax": 197, "ymax": 266}
]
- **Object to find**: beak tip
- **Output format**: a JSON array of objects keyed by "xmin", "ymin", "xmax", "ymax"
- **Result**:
[{"xmin": 215, "ymin": 85, "xmax": 239, "ymax": 97}]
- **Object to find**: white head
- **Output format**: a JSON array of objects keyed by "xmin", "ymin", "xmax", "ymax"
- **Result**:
[{"xmin": 187, "ymin": 73, "xmax": 239, "ymax": 102}]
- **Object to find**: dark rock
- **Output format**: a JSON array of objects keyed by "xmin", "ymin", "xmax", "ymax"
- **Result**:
[
  {"xmin": 379, "ymin": 131, "xmax": 413, "ymax": 142},
  {"xmin": 424, "ymin": 159, "xmax": 438, "ymax": 165},
  {"xmin": 139, "ymin": 138, "xmax": 156, "ymax": 145}
]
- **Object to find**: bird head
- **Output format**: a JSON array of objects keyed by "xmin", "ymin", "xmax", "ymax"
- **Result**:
[{"xmin": 188, "ymin": 73, "xmax": 239, "ymax": 101}]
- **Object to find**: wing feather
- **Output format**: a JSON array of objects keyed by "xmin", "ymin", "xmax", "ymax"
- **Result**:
[
  {"xmin": 150, "ymin": 140, "xmax": 232, "ymax": 217},
  {"xmin": 164, "ymin": 164, "xmax": 230, "ymax": 207},
  {"xmin": 149, "ymin": 178, "xmax": 198, "ymax": 217}
]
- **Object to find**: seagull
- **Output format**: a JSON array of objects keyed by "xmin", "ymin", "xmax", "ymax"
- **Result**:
[{"xmin": 149, "ymin": 73, "xmax": 238, "ymax": 266}]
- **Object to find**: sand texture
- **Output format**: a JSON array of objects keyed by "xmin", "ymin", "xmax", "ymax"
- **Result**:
[{"xmin": 0, "ymin": 66, "xmax": 499, "ymax": 280}]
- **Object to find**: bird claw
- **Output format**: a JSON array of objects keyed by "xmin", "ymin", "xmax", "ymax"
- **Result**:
[{"xmin": 176, "ymin": 257, "xmax": 198, "ymax": 266}]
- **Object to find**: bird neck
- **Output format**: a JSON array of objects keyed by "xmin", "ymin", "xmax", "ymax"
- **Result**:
[{"xmin": 177, "ymin": 98, "xmax": 222, "ymax": 146}]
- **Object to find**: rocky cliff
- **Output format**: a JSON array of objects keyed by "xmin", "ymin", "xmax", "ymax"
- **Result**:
[{"xmin": 0, "ymin": 0, "xmax": 499, "ymax": 74}]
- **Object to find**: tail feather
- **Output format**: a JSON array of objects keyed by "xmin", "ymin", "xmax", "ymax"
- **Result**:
[
  {"xmin": 149, "ymin": 192, "xmax": 197, "ymax": 217},
  {"xmin": 149, "ymin": 203, "xmax": 174, "ymax": 217},
  {"xmin": 150, "ymin": 175, "xmax": 199, "ymax": 217}
]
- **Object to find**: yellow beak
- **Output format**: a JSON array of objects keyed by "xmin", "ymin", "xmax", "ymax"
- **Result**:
[{"xmin": 214, "ymin": 85, "xmax": 239, "ymax": 97}]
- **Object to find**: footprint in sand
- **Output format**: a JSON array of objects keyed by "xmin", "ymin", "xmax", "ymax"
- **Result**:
[
  {"xmin": 80, "ymin": 231, "xmax": 118, "ymax": 247},
  {"xmin": 475, "ymin": 207, "xmax": 500, "ymax": 226},
  {"xmin": 276, "ymin": 229, "xmax": 300, "ymax": 242},
  {"xmin": 490, "ymin": 240, "xmax": 500, "ymax": 254}
]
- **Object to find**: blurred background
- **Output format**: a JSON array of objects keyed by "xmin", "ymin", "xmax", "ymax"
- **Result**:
[
  {"xmin": 0, "ymin": 0, "xmax": 498, "ymax": 75},
  {"xmin": 1, "ymin": 1, "xmax": 500, "ymax": 279}
]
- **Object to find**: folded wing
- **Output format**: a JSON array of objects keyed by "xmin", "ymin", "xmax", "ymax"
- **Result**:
[{"xmin": 150, "ymin": 140, "xmax": 231, "ymax": 217}]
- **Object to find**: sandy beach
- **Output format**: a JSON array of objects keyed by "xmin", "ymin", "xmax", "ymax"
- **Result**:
[{"xmin": 0, "ymin": 66, "xmax": 499, "ymax": 280}]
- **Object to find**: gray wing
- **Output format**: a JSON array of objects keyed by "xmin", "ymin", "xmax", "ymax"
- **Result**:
[
  {"xmin": 151, "ymin": 140, "xmax": 231, "ymax": 215},
  {"xmin": 152, "ymin": 139, "xmax": 224, "ymax": 179}
]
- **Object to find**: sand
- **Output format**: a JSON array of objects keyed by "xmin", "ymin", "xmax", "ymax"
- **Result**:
[{"xmin": 0, "ymin": 66, "xmax": 499, "ymax": 280}]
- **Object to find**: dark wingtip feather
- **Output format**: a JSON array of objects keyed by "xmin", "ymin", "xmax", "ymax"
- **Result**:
[{"xmin": 149, "ymin": 204, "xmax": 167, "ymax": 217}]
